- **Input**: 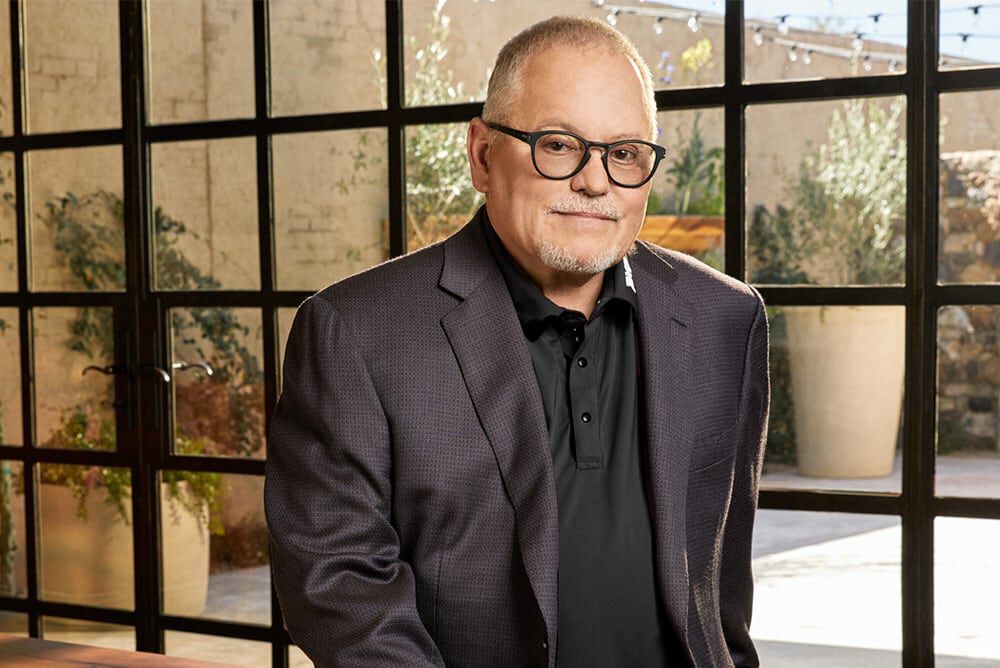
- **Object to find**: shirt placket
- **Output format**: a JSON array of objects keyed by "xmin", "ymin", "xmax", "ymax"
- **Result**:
[{"xmin": 560, "ymin": 311, "xmax": 603, "ymax": 470}]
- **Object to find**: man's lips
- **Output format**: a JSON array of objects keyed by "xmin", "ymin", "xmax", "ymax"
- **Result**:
[{"xmin": 552, "ymin": 211, "xmax": 617, "ymax": 221}]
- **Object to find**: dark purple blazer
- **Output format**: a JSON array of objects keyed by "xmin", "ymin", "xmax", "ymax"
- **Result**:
[{"xmin": 265, "ymin": 211, "xmax": 770, "ymax": 667}]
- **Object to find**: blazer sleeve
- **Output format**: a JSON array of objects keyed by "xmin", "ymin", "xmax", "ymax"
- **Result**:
[
  {"xmin": 264, "ymin": 295, "xmax": 446, "ymax": 667},
  {"xmin": 718, "ymin": 287, "xmax": 770, "ymax": 668}
]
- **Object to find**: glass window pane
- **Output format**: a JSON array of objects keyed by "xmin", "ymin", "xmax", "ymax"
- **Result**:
[
  {"xmin": 645, "ymin": 108, "xmax": 724, "ymax": 272},
  {"xmin": 170, "ymin": 307, "xmax": 264, "ymax": 459},
  {"xmin": 0, "ymin": 461, "xmax": 26, "ymax": 598},
  {"xmin": 27, "ymin": 146, "xmax": 124, "ymax": 292},
  {"xmin": 405, "ymin": 122, "xmax": 482, "ymax": 252},
  {"xmin": 37, "ymin": 464, "xmax": 132, "ymax": 609},
  {"xmin": 269, "ymin": 0, "xmax": 386, "ymax": 116},
  {"xmin": 290, "ymin": 645, "xmax": 313, "ymax": 667},
  {"xmin": 744, "ymin": 2, "xmax": 907, "ymax": 83},
  {"xmin": 0, "ymin": 611, "xmax": 27, "ymax": 635},
  {"xmin": 760, "ymin": 306, "xmax": 905, "ymax": 493},
  {"xmin": 151, "ymin": 137, "xmax": 259, "ymax": 290},
  {"xmin": 22, "ymin": 0, "xmax": 120, "ymax": 133},
  {"xmin": 935, "ymin": 518, "xmax": 1000, "ymax": 664},
  {"xmin": 403, "ymin": 0, "xmax": 722, "ymax": 109},
  {"xmin": 33, "ymin": 307, "xmax": 117, "ymax": 452},
  {"xmin": 746, "ymin": 97, "xmax": 906, "ymax": 286},
  {"xmin": 160, "ymin": 472, "xmax": 268, "ymax": 625},
  {"xmin": 938, "ymin": 90, "xmax": 1000, "ymax": 285},
  {"xmin": 145, "ymin": 0, "xmax": 255, "ymax": 124},
  {"xmin": 41, "ymin": 617, "xmax": 134, "ymax": 652},
  {"xmin": 0, "ymin": 1, "xmax": 11, "ymax": 138},
  {"xmin": 0, "ymin": 153, "xmax": 16, "ymax": 291},
  {"xmin": 272, "ymin": 129, "xmax": 389, "ymax": 290},
  {"xmin": 936, "ymin": 305, "xmax": 1000, "ymax": 498},
  {"xmin": 939, "ymin": 2, "xmax": 1000, "ymax": 70},
  {"xmin": 0, "ymin": 309, "xmax": 21, "ymax": 445},
  {"xmin": 753, "ymin": 510, "xmax": 901, "ymax": 664},
  {"xmin": 277, "ymin": 307, "xmax": 296, "ymax": 393},
  {"xmin": 165, "ymin": 630, "xmax": 271, "ymax": 664}
]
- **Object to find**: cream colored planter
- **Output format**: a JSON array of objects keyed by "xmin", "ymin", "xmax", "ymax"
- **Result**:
[
  {"xmin": 784, "ymin": 306, "xmax": 905, "ymax": 478},
  {"xmin": 38, "ymin": 482, "xmax": 209, "ymax": 614}
]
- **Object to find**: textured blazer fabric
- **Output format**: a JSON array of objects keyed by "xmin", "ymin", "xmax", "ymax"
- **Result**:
[{"xmin": 265, "ymin": 210, "xmax": 770, "ymax": 668}]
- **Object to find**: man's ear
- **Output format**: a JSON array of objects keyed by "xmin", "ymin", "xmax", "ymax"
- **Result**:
[{"xmin": 467, "ymin": 117, "xmax": 491, "ymax": 194}]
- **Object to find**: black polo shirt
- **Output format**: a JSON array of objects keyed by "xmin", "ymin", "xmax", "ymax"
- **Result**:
[{"xmin": 480, "ymin": 209, "xmax": 672, "ymax": 666}]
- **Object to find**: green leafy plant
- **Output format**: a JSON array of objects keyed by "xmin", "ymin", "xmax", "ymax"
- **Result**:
[
  {"xmin": 748, "ymin": 98, "xmax": 907, "ymax": 285},
  {"xmin": 662, "ymin": 111, "xmax": 724, "ymax": 217}
]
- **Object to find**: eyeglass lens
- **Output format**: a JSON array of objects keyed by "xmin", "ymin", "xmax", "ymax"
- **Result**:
[{"xmin": 534, "ymin": 132, "xmax": 657, "ymax": 185}]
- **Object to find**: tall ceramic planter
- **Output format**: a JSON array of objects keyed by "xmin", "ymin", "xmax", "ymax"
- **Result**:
[
  {"xmin": 784, "ymin": 306, "xmax": 905, "ymax": 478},
  {"xmin": 38, "ymin": 482, "xmax": 209, "ymax": 614}
]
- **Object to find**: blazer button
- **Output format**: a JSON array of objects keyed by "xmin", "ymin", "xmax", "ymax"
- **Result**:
[
  {"xmin": 577, "ymin": 357, "xmax": 587, "ymax": 367},
  {"xmin": 581, "ymin": 412, "xmax": 591, "ymax": 423}
]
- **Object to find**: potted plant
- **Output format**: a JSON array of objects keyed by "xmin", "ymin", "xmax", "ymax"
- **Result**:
[{"xmin": 749, "ymin": 98, "xmax": 907, "ymax": 478}]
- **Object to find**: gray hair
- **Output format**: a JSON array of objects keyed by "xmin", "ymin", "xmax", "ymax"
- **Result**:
[{"xmin": 482, "ymin": 16, "xmax": 657, "ymax": 145}]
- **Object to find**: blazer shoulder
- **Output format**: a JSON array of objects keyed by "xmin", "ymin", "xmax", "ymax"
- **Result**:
[
  {"xmin": 310, "ymin": 238, "xmax": 449, "ymax": 317},
  {"xmin": 636, "ymin": 240, "xmax": 763, "ymax": 318}
]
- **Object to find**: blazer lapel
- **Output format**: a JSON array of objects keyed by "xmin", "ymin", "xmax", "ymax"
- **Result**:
[
  {"xmin": 438, "ymin": 217, "xmax": 560, "ymax": 654},
  {"xmin": 631, "ymin": 243, "xmax": 697, "ymax": 663}
]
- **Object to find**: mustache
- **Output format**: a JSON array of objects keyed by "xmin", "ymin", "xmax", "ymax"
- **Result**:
[{"xmin": 547, "ymin": 200, "xmax": 621, "ymax": 221}]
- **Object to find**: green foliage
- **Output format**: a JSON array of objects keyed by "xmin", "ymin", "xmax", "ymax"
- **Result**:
[
  {"xmin": 762, "ymin": 308, "xmax": 797, "ymax": 466},
  {"xmin": 371, "ymin": 0, "xmax": 483, "ymax": 248},
  {"xmin": 749, "ymin": 98, "xmax": 906, "ymax": 285},
  {"xmin": 33, "ymin": 406, "xmax": 224, "ymax": 535},
  {"xmin": 663, "ymin": 111, "xmax": 724, "ymax": 216}
]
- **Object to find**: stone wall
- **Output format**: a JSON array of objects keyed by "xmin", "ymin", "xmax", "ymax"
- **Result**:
[{"xmin": 937, "ymin": 151, "xmax": 1000, "ymax": 453}]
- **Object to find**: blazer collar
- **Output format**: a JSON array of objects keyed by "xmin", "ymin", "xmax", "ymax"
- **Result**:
[{"xmin": 438, "ymin": 210, "xmax": 696, "ymax": 664}]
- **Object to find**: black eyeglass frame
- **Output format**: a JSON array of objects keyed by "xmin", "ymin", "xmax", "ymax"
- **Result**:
[{"xmin": 486, "ymin": 122, "xmax": 668, "ymax": 188}]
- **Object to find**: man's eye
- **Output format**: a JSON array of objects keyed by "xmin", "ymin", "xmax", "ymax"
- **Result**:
[
  {"xmin": 542, "ymin": 140, "xmax": 571, "ymax": 152},
  {"xmin": 612, "ymin": 147, "xmax": 639, "ymax": 162}
]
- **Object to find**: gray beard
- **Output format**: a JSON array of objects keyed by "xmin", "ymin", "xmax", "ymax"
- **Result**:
[{"xmin": 537, "ymin": 239, "xmax": 636, "ymax": 275}]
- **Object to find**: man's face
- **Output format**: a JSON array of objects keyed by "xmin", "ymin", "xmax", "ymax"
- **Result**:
[{"xmin": 470, "ymin": 44, "xmax": 654, "ymax": 278}]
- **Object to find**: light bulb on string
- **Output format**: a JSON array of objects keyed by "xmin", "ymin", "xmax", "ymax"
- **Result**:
[
  {"xmin": 593, "ymin": 0, "xmax": 606, "ymax": 6},
  {"xmin": 863, "ymin": 54, "xmax": 872, "ymax": 72},
  {"xmin": 888, "ymin": 58, "xmax": 899, "ymax": 73},
  {"xmin": 777, "ymin": 15, "xmax": 790, "ymax": 35},
  {"xmin": 802, "ymin": 49, "xmax": 813, "ymax": 65},
  {"xmin": 752, "ymin": 25, "xmax": 764, "ymax": 46},
  {"xmin": 787, "ymin": 45, "xmax": 798, "ymax": 62},
  {"xmin": 852, "ymin": 32, "xmax": 865, "ymax": 52},
  {"xmin": 869, "ymin": 12, "xmax": 882, "ymax": 33},
  {"xmin": 607, "ymin": 9, "xmax": 618, "ymax": 26},
  {"xmin": 687, "ymin": 13, "xmax": 700, "ymax": 33},
  {"xmin": 971, "ymin": 4, "xmax": 983, "ymax": 26},
  {"xmin": 960, "ymin": 33, "xmax": 971, "ymax": 54},
  {"xmin": 654, "ymin": 17, "xmax": 664, "ymax": 35}
]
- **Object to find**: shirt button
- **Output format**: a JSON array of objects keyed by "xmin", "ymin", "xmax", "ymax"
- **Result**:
[
  {"xmin": 577, "ymin": 357, "xmax": 587, "ymax": 368},
  {"xmin": 543, "ymin": 641, "xmax": 548, "ymax": 649},
  {"xmin": 581, "ymin": 412, "xmax": 591, "ymax": 423}
]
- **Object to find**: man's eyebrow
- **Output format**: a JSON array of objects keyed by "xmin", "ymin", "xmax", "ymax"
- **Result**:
[{"xmin": 534, "ymin": 119, "xmax": 647, "ymax": 142}]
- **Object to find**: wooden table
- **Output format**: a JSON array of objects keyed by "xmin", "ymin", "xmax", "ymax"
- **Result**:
[{"xmin": 0, "ymin": 633, "xmax": 240, "ymax": 667}]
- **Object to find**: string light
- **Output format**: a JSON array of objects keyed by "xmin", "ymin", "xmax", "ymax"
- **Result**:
[
  {"xmin": 606, "ymin": 9, "xmax": 618, "ymax": 26},
  {"xmin": 654, "ymin": 16, "xmax": 663, "ymax": 35},
  {"xmin": 787, "ymin": 44, "xmax": 798, "ymax": 62},
  {"xmin": 863, "ymin": 54, "xmax": 873, "ymax": 71},
  {"xmin": 777, "ymin": 14, "xmax": 790, "ymax": 35},
  {"xmin": 851, "ymin": 32, "xmax": 865, "ymax": 52},
  {"xmin": 888, "ymin": 58, "xmax": 900, "ymax": 73},
  {"xmin": 803, "ymin": 48, "xmax": 813, "ymax": 65},
  {"xmin": 752, "ymin": 24, "xmax": 764, "ymax": 46},
  {"xmin": 687, "ymin": 13, "xmax": 700, "ymax": 33}
]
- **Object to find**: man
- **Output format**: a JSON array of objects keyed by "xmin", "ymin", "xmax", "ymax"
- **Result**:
[{"xmin": 266, "ymin": 15, "xmax": 769, "ymax": 668}]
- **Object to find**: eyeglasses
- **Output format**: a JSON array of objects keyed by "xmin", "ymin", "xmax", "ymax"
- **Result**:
[{"xmin": 487, "ymin": 122, "xmax": 667, "ymax": 188}]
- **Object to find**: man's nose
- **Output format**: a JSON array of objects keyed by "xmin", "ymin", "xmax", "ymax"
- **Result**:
[{"xmin": 569, "ymin": 147, "xmax": 611, "ymax": 196}]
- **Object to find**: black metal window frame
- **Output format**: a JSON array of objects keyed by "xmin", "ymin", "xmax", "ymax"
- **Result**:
[{"xmin": 0, "ymin": 1, "xmax": 996, "ymax": 665}]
